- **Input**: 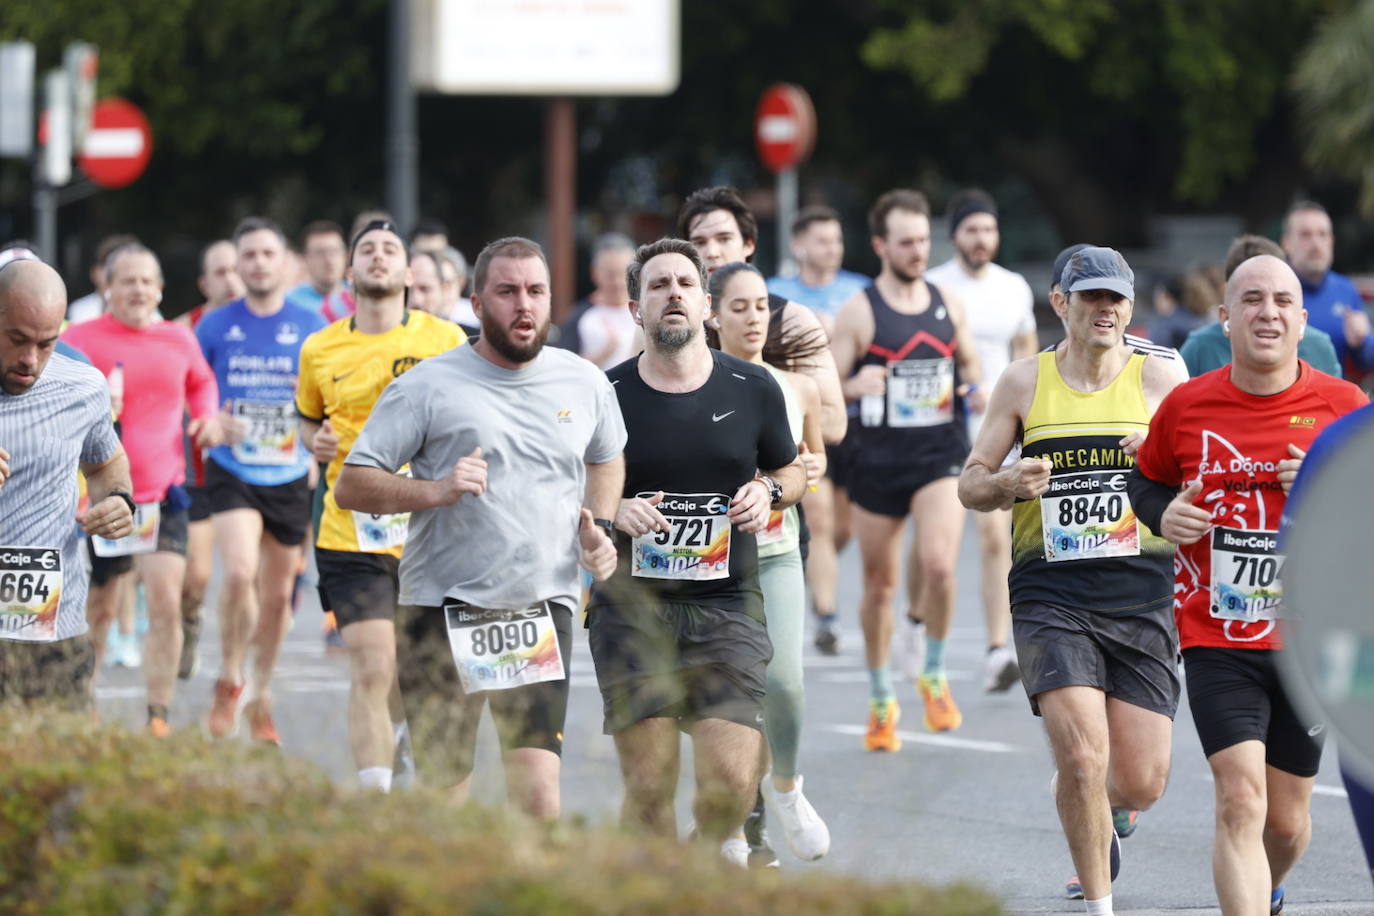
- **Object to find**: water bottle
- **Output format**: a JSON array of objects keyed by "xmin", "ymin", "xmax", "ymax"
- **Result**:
[{"xmin": 861, "ymin": 393, "xmax": 884, "ymax": 427}]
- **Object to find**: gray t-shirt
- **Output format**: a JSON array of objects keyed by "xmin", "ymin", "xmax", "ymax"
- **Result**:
[
  {"xmin": 346, "ymin": 343, "xmax": 626, "ymax": 609},
  {"xmin": 0, "ymin": 353, "xmax": 121, "ymax": 641}
]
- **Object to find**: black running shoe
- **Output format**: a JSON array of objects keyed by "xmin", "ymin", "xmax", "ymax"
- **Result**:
[{"xmin": 743, "ymin": 789, "xmax": 780, "ymax": 868}]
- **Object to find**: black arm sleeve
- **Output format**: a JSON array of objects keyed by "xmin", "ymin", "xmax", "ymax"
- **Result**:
[{"xmin": 1128, "ymin": 465, "xmax": 1176, "ymax": 537}]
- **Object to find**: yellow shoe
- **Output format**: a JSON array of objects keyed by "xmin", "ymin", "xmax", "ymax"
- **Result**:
[
  {"xmin": 918, "ymin": 673, "xmax": 963, "ymax": 732},
  {"xmin": 864, "ymin": 699, "xmax": 901, "ymax": 752}
]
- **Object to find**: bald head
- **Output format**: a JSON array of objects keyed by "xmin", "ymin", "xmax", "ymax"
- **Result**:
[
  {"xmin": 1220, "ymin": 254, "xmax": 1305, "ymax": 376},
  {"xmin": 0, "ymin": 261, "xmax": 68, "ymax": 395},
  {"xmin": 1225, "ymin": 255, "xmax": 1299, "ymax": 307}
]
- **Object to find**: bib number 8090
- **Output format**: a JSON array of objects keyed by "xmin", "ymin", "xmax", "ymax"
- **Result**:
[{"xmin": 469, "ymin": 620, "xmax": 541, "ymax": 657}]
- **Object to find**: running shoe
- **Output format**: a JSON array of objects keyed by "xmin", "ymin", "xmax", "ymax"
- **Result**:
[
  {"xmin": 147, "ymin": 716, "xmax": 171, "ymax": 739},
  {"xmin": 813, "ymin": 624, "xmax": 839, "ymax": 656},
  {"xmin": 1112, "ymin": 806, "xmax": 1139, "ymax": 839},
  {"xmin": 771, "ymin": 776, "xmax": 830, "ymax": 861},
  {"xmin": 864, "ymin": 698, "xmax": 901, "ymax": 752},
  {"xmin": 1064, "ymin": 875, "xmax": 1084, "ymax": 900},
  {"xmin": 1062, "ymin": 830, "xmax": 1121, "ymax": 900},
  {"xmin": 899, "ymin": 618, "xmax": 926, "ymax": 681},
  {"xmin": 178, "ymin": 615, "xmax": 200, "ymax": 680},
  {"xmin": 744, "ymin": 790, "xmax": 780, "ymax": 868},
  {"xmin": 983, "ymin": 645, "xmax": 1019, "ymax": 693},
  {"xmin": 243, "ymin": 698, "xmax": 281, "ymax": 746},
  {"xmin": 918, "ymin": 673, "xmax": 963, "ymax": 732},
  {"xmin": 720, "ymin": 836, "xmax": 749, "ymax": 868},
  {"xmin": 393, "ymin": 722, "xmax": 416, "ymax": 790},
  {"xmin": 110, "ymin": 631, "xmax": 142, "ymax": 669},
  {"xmin": 322, "ymin": 611, "xmax": 345, "ymax": 655},
  {"xmin": 1270, "ymin": 884, "xmax": 1285, "ymax": 914},
  {"xmin": 207, "ymin": 678, "xmax": 244, "ymax": 738}
]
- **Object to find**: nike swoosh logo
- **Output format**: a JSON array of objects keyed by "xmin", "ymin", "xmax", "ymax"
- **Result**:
[
  {"xmin": 332, "ymin": 369, "xmax": 357, "ymax": 383},
  {"xmin": 712, "ymin": 411, "xmax": 735, "ymax": 422}
]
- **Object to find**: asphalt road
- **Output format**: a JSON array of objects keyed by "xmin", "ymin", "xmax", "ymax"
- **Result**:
[{"xmin": 95, "ymin": 519, "xmax": 1374, "ymax": 915}]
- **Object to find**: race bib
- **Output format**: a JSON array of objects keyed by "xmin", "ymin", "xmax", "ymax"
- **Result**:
[
  {"xmin": 351, "ymin": 468, "xmax": 411, "ymax": 551},
  {"xmin": 91, "ymin": 502, "xmax": 160, "ymax": 557},
  {"xmin": 231, "ymin": 400, "xmax": 297, "ymax": 466},
  {"xmin": 1210, "ymin": 528, "xmax": 1283, "ymax": 623},
  {"xmin": 443, "ymin": 601, "xmax": 565, "ymax": 693},
  {"xmin": 1041, "ymin": 471, "xmax": 1140, "ymax": 562},
  {"xmin": 756, "ymin": 509, "xmax": 786, "ymax": 547},
  {"xmin": 0, "ymin": 547, "xmax": 62, "ymax": 642},
  {"xmin": 887, "ymin": 357, "xmax": 954, "ymax": 428},
  {"xmin": 631, "ymin": 492, "xmax": 731, "ymax": 581}
]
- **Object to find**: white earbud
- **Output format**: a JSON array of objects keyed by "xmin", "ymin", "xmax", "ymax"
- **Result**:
[{"xmin": 1223, "ymin": 320, "xmax": 1230, "ymax": 334}]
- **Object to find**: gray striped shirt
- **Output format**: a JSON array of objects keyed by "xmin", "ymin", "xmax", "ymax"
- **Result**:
[{"xmin": 0, "ymin": 353, "xmax": 120, "ymax": 641}]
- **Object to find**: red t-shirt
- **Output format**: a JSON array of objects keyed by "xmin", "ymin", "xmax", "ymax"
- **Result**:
[{"xmin": 1136, "ymin": 362, "xmax": 1366, "ymax": 650}]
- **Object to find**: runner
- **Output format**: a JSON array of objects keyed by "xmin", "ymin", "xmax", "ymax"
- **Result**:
[
  {"xmin": 926, "ymin": 188, "xmax": 1037, "ymax": 692},
  {"xmin": 63, "ymin": 244, "xmax": 222, "ymax": 734},
  {"xmin": 1279, "ymin": 201, "xmax": 1372, "ymax": 379},
  {"xmin": 336, "ymin": 236, "xmax": 624, "ymax": 815},
  {"xmin": 765, "ymin": 205, "xmax": 869, "ymax": 655},
  {"xmin": 589, "ymin": 238, "xmax": 804, "ymax": 859},
  {"xmin": 708, "ymin": 261, "xmax": 830, "ymax": 862},
  {"xmin": 196, "ymin": 217, "xmax": 326, "ymax": 743},
  {"xmin": 296, "ymin": 220, "xmax": 464, "ymax": 791},
  {"xmin": 830, "ymin": 189, "xmax": 983, "ymax": 749},
  {"xmin": 1131, "ymin": 254, "xmax": 1366, "ymax": 915},
  {"xmin": 959, "ymin": 246, "xmax": 1187, "ymax": 914},
  {"xmin": 177, "ymin": 238, "xmax": 245, "ymax": 680},
  {"xmin": 0, "ymin": 259, "xmax": 133, "ymax": 706}
]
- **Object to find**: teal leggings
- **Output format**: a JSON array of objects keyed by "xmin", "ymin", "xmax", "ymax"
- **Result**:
[{"xmin": 759, "ymin": 547, "xmax": 806, "ymax": 779}]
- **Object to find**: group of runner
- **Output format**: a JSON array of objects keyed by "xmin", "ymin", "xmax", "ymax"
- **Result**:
[{"xmin": 0, "ymin": 188, "xmax": 1370, "ymax": 914}]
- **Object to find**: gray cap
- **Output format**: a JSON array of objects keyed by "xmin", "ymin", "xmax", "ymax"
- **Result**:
[
  {"xmin": 1051, "ymin": 243, "xmax": 1092, "ymax": 292},
  {"xmin": 1061, "ymin": 246, "xmax": 1134, "ymax": 300}
]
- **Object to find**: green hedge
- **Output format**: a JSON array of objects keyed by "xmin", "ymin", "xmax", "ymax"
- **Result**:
[{"xmin": 0, "ymin": 713, "xmax": 1002, "ymax": 915}]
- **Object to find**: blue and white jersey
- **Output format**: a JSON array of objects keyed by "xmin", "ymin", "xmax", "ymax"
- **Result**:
[
  {"xmin": 196, "ymin": 298, "xmax": 325, "ymax": 486},
  {"xmin": 767, "ymin": 269, "xmax": 870, "ymax": 319}
]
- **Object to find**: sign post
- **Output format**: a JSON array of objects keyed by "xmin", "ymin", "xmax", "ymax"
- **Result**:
[{"xmin": 754, "ymin": 84, "xmax": 816, "ymax": 275}]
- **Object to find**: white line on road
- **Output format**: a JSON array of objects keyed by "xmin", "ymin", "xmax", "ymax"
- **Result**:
[
  {"xmin": 827, "ymin": 723, "xmax": 1019, "ymax": 753},
  {"xmin": 1196, "ymin": 773, "xmax": 1348, "ymax": 799}
]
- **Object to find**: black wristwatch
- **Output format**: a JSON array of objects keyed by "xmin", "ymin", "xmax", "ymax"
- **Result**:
[
  {"xmin": 108, "ymin": 490, "xmax": 137, "ymax": 515},
  {"xmin": 755, "ymin": 475, "xmax": 783, "ymax": 507},
  {"xmin": 593, "ymin": 518, "xmax": 616, "ymax": 538}
]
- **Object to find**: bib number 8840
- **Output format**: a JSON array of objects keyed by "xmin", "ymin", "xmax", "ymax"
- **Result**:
[{"xmin": 1057, "ymin": 494, "xmax": 1124, "ymax": 527}]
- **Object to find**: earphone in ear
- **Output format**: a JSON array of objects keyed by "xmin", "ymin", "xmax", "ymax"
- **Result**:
[
  {"xmin": 1300, "ymin": 325, "xmax": 1306, "ymax": 339},
  {"xmin": 1223, "ymin": 320, "xmax": 1230, "ymax": 334}
]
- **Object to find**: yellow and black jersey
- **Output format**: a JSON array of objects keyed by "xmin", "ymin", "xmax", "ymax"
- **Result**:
[{"xmin": 296, "ymin": 310, "xmax": 465, "ymax": 554}]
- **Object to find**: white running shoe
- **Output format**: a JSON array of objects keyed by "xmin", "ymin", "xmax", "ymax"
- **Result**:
[
  {"xmin": 772, "ymin": 776, "xmax": 830, "ymax": 861},
  {"xmin": 900, "ymin": 618, "xmax": 927, "ymax": 681},
  {"xmin": 984, "ymin": 645, "xmax": 1020, "ymax": 693},
  {"xmin": 719, "ymin": 836, "xmax": 749, "ymax": 868}
]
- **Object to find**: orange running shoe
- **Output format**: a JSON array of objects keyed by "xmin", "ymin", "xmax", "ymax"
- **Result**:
[
  {"xmin": 207, "ymin": 678, "xmax": 244, "ymax": 738},
  {"xmin": 147, "ymin": 716, "xmax": 171, "ymax": 738},
  {"xmin": 864, "ymin": 699, "xmax": 901, "ymax": 752},
  {"xmin": 243, "ymin": 698, "xmax": 281, "ymax": 746},
  {"xmin": 918, "ymin": 673, "xmax": 963, "ymax": 732}
]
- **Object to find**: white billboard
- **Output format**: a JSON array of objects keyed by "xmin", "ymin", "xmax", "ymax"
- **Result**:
[{"xmin": 412, "ymin": 0, "xmax": 680, "ymax": 96}]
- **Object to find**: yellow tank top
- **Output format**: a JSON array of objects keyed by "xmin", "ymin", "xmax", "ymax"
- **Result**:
[{"xmin": 1009, "ymin": 350, "xmax": 1173, "ymax": 615}]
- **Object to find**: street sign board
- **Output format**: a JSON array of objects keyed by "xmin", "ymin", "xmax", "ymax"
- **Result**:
[
  {"xmin": 755, "ymin": 83, "xmax": 816, "ymax": 174},
  {"xmin": 77, "ymin": 97, "xmax": 152, "ymax": 189},
  {"xmin": 0, "ymin": 42, "xmax": 35, "ymax": 158}
]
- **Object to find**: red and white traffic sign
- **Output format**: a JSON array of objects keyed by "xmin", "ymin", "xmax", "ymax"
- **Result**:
[
  {"xmin": 754, "ymin": 83, "xmax": 816, "ymax": 174},
  {"xmin": 77, "ymin": 98, "xmax": 151, "ymax": 189}
]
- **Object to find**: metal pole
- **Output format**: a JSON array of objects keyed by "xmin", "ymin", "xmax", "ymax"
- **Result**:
[
  {"xmin": 33, "ymin": 182, "xmax": 56, "ymax": 265},
  {"xmin": 386, "ymin": 0, "xmax": 418, "ymax": 235},
  {"xmin": 545, "ymin": 97, "xmax": 576, "ymax": 325},
  {"xmin": 776, "ymin": 167, "xmax": 797, "ymax": 276}
]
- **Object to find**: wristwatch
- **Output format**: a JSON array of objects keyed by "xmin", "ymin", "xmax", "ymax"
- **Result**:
[
  {"xmin": 755, "ymin": 475, "xmax": 783, "ymax": 507},
  {"xmin": 593, "ymin": 518, "xmax": 616, "ymax": 538},
  {"xmin": 108, "ymin": 490, "xmax": 137, "ymax": 515}
]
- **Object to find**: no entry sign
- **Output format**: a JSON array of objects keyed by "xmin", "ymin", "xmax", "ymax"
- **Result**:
[
  {"xmin": 755, "ymin": 83, "xmax": 816, "ymax": 174},
  {"xmin": 77, "ymin": 98, "xmax": 152, "ymax": 189}
]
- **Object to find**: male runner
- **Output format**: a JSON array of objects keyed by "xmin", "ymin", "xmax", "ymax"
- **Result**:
[
  {"xmin": 296, "ymin": 220, "xmax": 464, "ymax": 791},
  {"xmin": 765, "ymin": 205, "xmax": 869, "ymax": 655},
  {"xmin": 830, "ymin": 189, "xmax": 983, "ymax": 748},
  {"xmin": 959, "ymin": 247, "xmax": 1187, "ymax": 914},
  {"xmin": 1132, "ymin": 254, "xmax": 1366, "ymax": 915},
  {"xmin": 1280, "ymin": 201, "xmax": 1372, "ymax": 379},
  {"xmin": 0, "ymin": 260, "xmax": 133, "ymax": 706},
  {"xmin": 178, "ymin": 239, "xmax": 245, "ymax": 679},
  {"xmin": 926, "ymin": 189, "xmax": 1037, "ymax": 692},
  {"xmin": 286, "ymin": 220, "xmax": 350, "ymax": 318},
  {"xmin": 63, "ymin": 245, "xmax": 222, "ymax": 733},
  {"xmin": 197, "ymin": 217, "xmax": 326, "ymax": 743},
  {"xmin": 337, "ymin": 236, "xmax": 624, "ymax": 815}
]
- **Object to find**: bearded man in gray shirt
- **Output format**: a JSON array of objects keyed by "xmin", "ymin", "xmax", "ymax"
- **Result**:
[{"xmin": 337, "ymin": 236, "xmax": 626, "ymax": 818}]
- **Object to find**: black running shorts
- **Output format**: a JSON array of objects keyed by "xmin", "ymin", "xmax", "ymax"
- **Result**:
[
  {"xmin": 187, "ymin": 484, "xmax": 212, "ymax": 523},
  {"xmin": 847, "ymin": 441, "xmax": 968, "ymax": 518},
  {"xmin": 824, "ymin": 425, "xmax": 860, "ymax": 489},
  {"xmin": 204, "ymin": 458, "xmax": 312, "ymax": 547},
  {"xmin": 85, "ymin": 497, "xmax": 191, "ymax": 584},
  {"xmin": 395, "ymin": 601, "xmax": 574, "ymax": 786},
  {"xmin": 1013, "ymin": 600, "xmax": 1180, "ymax": 718},
  {"xmin": 315, "ymin": 547, "xmax": 399, "ymax": 629},
  {"xmin": 1183, "ymin": 646, "xmax": 1325, "ymax": 777},
  {"xmin": 588, "ymin": 600, "xmax": 773, "ymax": 735}
]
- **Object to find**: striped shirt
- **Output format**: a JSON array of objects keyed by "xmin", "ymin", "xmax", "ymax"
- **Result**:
[{"xmin": 0, "ymin": 354, "xmax": 121, "ymax": 641}]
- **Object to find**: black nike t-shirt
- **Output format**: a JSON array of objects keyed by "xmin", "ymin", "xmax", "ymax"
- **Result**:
[{"xmin": 592, "ymin": 349, "xmax": 798, "ymax": 617}]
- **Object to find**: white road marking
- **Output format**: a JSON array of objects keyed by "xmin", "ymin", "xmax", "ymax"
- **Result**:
[{"xmin": 827, "ymin": 723, "xmax": 1018, "ymax": 753}]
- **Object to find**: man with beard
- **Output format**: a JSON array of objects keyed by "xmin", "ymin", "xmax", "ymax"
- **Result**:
[
  {"xmin": 589, "ymin": 238, "xmax": 805, "ymax": 859},
  {"xmin": 831, "ymin": 189, "xmax": 984, "ymax": 749},
  {"xmin": 926, "ymin": 189, "xmax": 1038, "ymax": 693},
  {"xmin": 295, "ymin": 220, "xmax": 464, "ymax": 791},
  {"xmin": 196, "ymin": 218, "xmax": 326, "ymax": 743},
  {"xmin": 335, "ymin": 237, "xmax": 624, "ymax": 815}
]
